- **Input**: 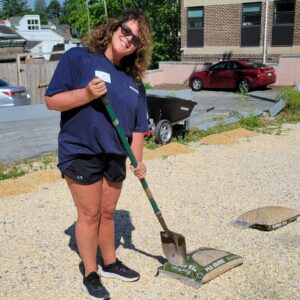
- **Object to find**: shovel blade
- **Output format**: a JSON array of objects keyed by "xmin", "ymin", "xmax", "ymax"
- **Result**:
[{"xmin": 160, "ymin": 231, "xmax": 187, "ymax": 266}]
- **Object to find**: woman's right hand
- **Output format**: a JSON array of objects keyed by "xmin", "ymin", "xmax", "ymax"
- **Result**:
[
  {"xmin": 86, "ymin": 78, "xmax": 107, "ymax": 101},
  {"xmin": 45, "ymin": 78, "xmax": 107, "ymax": 112}
]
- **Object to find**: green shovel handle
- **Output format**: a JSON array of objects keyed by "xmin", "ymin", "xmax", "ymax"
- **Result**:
[{"xmin": 101, "ymin": 95, "xmax": 161, "ymax": 216}]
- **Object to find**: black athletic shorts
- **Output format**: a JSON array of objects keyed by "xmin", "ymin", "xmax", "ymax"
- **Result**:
[{"xmin": 63, "ymin": 154, "xmax": 126, "ymax": 185}]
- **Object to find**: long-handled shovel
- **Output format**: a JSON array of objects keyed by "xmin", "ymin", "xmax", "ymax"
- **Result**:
[{"xmin": 101, "ymin": 95, "xmax": 187, "ymax": 266}]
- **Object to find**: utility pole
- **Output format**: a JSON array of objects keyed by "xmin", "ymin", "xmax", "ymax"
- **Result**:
[
  {"xmin": 263, "ymin": 0, "xmax": 269, "ymax": 64},
  {"xmin": 104, "ymin": 0, "xmax": 108, "ymax": 19},
  {"xmin": 86, "ymin": 0, "xmax": 91, "ymax": 34}
]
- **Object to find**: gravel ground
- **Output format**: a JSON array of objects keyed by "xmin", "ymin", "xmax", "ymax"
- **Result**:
[{"xmin": 1, "ymin": 124, "xmax": 300, "ymax": 300}]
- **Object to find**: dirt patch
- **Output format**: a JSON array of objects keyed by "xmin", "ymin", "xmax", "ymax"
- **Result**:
[
  {"xmin": 0, "ymin": 170, "xmax": 62, "ymax": 199},
  {"xmin": 201, "ymin": 128, "xmax": 257, "ymax": 145},
  {"xmin": 0, "ymin": 143, "xmax": 192, "ymax": 200},
  {"xmin": 201, "ymin": 134, "xmax": 237, "ymax": 145},
  {"xmin": 143, "ymin": 142, "xmax": 193, "ymax": 160}
]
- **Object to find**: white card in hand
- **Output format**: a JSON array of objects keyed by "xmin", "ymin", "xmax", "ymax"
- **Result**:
[{"xmin": 95, "ymin": 70, "xmax": 111, "ymax": 83}]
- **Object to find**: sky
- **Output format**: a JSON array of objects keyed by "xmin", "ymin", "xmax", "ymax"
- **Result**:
[{"xmin": 27, "ymin": 0, "xmax": 65, "ymax": 9}]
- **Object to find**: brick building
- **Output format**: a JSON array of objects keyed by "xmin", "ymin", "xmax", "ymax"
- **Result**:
[{"xmin": 181, "ymin": 0, "xmax": 300, "ymax": 63}]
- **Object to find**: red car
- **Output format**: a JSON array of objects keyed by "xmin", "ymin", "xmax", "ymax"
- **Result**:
[{"xmin": 189, "ymin": 60, "xmax": 276, "ymax": 93}]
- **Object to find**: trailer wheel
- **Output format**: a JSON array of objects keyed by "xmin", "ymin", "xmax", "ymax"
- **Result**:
[{"xmin": 154, "ymin": 119, "xmax": 173, "ymax": 144}]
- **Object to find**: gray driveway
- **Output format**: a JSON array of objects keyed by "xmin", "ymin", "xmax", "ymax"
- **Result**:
[
  {"xmin": 190, "ymin": 88, "xmax": 278, "ymax": 126},
  {"xmin": 0, "ymin": 88, "xmax": 278, "ymax": 163},
  {"xmin": 0, "ymin": 105, "xmax": 60, "ymax": 163},
  {"xmin": 0, "ymin": 117, "xmax": 59, "ymax": 163}
]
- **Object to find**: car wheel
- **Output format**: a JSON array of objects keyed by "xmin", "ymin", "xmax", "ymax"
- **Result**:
[
  {"xmin": 191, "ymin": 78, "xmax": 203, "ymax": 91},
  {"xmin": 154, "ymin": 119, "xmax": 173, "ymax": 144},
  {"xmin": 238, "ymin": 79, "xmax": 250, "ymax": 93}
]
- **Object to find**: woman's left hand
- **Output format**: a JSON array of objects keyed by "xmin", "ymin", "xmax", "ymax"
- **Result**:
[{"xmin": 130, "ymin": 161, "xmax": 146, "ymax": 179}]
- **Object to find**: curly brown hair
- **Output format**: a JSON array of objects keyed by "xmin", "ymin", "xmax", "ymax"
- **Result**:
[{"xmin": 84, "ymin": 9, "xmax": 152, "ymax": 83}]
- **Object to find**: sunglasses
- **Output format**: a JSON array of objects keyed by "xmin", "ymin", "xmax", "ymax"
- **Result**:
[{"xmin": 119, "ymin": 23, "xmax": 141, "ymax": 47}]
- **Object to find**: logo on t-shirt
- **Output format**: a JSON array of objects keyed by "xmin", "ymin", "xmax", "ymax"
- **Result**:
[{"xmin": 129, "ymin": 86, "xmax": 139, "ymax": 94}]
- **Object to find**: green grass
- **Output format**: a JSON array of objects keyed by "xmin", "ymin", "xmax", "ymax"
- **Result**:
[
  {"xmin": 239, "ymin": 114, "xmax": 264, "ymax": 129},
  {"xmin": 277, "ymin": 86, "xmax": 300, "ymax": 112},
  {"xmin": 0, "ymin": 166, "xmax": 26, "ymax": 180},
  {"xmin": 0, "ymin": 152, "xmax": 57, "ymax": 182},
  {"xmin": 238, "ymin": 89, "xmax": 249, "ymax": 107},
  {"xmin": 144, "ymin": 137, "xmax": 161, "ymax": 149}
]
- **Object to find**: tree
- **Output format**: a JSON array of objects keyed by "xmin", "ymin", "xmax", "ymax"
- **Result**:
[
  {"xmin": 88, "ymin": 0, "xmax": 131, "ymax": 28},
  {"xmin": 124, "ymin": 1, "xmax": 181, "ymax": 66},
  {"xmin": 60, "ymin": 0, "xmax": 138, "ymax": 37},
  {"xmin": 59, "ymin": 0, "xmax": 181, "ymax": 67},
  {"xmin": 137, "ymin": 1, "xmax": 181, "ymax": 67},
  {"xmin": 59, "ymin": 0, "xmax": 87, "ymax": 36},
  {"xmin": 34, "ymin": 0, "xmax": 47, "ymax": 13},
  {"xmin": 47, "ymin": 0, "xmax": 62, "ymax": 24},
  {"xmin": 32, "ymin": 0, "xmax": 48, "ymax": 24},
  {"xmin": 0, "ymin": 0, "xmax": 29, "ymax": 18}
]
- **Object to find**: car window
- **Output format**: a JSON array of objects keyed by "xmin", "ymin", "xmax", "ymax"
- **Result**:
[
  {"xmin": 210, "ymin": 61, "xmax": 228, "ymax": 72},
  {"xmin": 249, "ymin": 62, "xmax": 267, "ymax": 68},
  {"xmin": 228, "ymin": 61, "xmax": 244, "ymax": 70},
  {"xmin": 0, "ymin": 79, "xmax": 9, "ymax": 87}
]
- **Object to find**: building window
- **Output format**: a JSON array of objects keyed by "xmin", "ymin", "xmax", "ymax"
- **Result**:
[
  {"xmin": 28, "ymin": 26, "xmax": 39, "ymax": 30},
  {"xmin": 187, "ymin": 7, "xmax": 204, "ymax": 47},
  {"xmin": 241, "ymin": 2, "xmax": 261, "ymax": 47},
  {"xmin": 27, "ymin": 19, "xmax": 39, "ymax": 30},
  {"xmin": 272, "ymin": 0, "xmax": 295, "ymax": 46}
]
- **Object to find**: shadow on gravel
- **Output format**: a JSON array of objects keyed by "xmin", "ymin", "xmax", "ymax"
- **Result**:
[
  {"xmin": 114, "ymin": 210, "xmax": 167, "ymax": 264},
  {"xmin": 64, "ymin": 209, "xmax": 167, "ymax": 274}
]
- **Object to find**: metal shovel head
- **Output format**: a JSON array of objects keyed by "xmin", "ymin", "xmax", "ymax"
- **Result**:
[{"xmin": 160, "ymin": 231, "xmax": 187, "ymax": 266}]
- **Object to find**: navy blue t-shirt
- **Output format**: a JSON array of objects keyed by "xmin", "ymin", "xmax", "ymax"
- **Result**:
[{"xmin": 45, "ymin": 47, "xmax": 148, "ymax": 173}]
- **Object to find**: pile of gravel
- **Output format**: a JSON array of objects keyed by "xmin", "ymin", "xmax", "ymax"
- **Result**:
[{"xmin": 0, "ymin": 124, "xmax": 299, "ymax": 299}]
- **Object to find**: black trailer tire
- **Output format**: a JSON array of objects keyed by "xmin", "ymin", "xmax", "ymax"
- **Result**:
[
  {"xmin": 191, "ymin": 78, "xmax": 203, "ymax": 91},
  {"xmin": 154, "ymin": 119, "xmax": 173, "ymax": 144}
]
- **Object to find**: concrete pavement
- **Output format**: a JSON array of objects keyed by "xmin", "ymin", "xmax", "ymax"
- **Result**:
[
  {"xmin": 0, "ymin": 116, "xmax": 60, "ymax": 163},
  {"xmin": 190, "ymin": 88, "xmax": 278, "ymax": 127},
  {"xmin": 0, "ymin": 89, "xmax": 279, "ymax": 163}
]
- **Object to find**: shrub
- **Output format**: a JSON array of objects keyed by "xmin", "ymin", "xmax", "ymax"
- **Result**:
[
  {"xmin": 277, "ymin": 86, "xmax": 300, "ymax": 113},
  {"xmin": 144, "ymin": 82, "xmax": 153, "ymax": 90}
]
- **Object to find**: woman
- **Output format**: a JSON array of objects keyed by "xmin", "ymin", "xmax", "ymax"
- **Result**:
[{"xmin": 45, "ymin": 9, "xmax": 152, "ymax": 300}]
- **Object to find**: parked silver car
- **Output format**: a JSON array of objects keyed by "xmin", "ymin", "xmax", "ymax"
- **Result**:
[{"xmin": 0, "ymin": 79, "xmax": 31, "ymax": 107}]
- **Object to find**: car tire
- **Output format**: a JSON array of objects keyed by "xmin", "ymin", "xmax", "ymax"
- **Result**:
[
  {"xmin": 154, "ymin": 119, "xmax": 173, "ymax": 144},
  {"xmin": 191, "ymin": 78, "xmax": 203, "ymax": 91},
  {"xmin": 238, "ymin": 79, "xmax": 250, "ymax": 93}
]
